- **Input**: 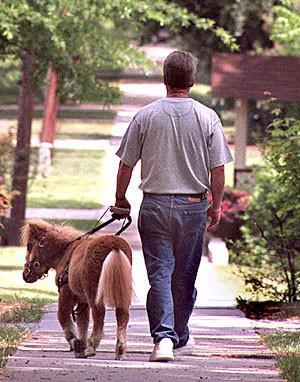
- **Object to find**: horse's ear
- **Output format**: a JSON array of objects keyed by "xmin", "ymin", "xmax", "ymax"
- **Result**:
[
  {"xmin": 29, "ymin": 222, "xmax": 47, "ymax": 239},
  {"xmin": 21, "ymin": 220, "xmax": 47, "ymax": 244}
]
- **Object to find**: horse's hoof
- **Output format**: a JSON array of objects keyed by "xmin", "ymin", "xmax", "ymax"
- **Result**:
[
  {"xmin": 115, "ymin": 353, "xmax": 125, "ymax": 361},
  {"xmin": 75, "ymin": 352, "xmax": 87, "ymax": 359},
  {"xmin": 69, "ymin": 338, "xmax": 76, "ymax": 351},
  {"xmin": 85, "ymin": 345, "xmax": 96, "ymax": 357},
  {"xmin": 115, "ymin": 341, "xmax": 126, "ymax": 360},
  {"xmin": 74, "ymin": 339, "xmax": 86, "ymax": 355}
]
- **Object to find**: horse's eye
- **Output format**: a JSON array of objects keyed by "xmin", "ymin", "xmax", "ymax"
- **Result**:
[
  {"xmin": 33, "ymin": 261, "xmax": 40, "ymax": 269},
  {"xmin": 27, "ymin": 243, "xmax": 33, "ymax": 252}
]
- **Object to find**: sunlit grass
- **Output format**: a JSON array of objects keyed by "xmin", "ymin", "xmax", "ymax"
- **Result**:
[
  {"xmin": 0, "ymin": 118, "xmax": 115, "ymax": 140},
  {"xmin": 0, "ymin": 247, "xmax": 57, "ymax": 302},
  {"xmin": 27, "ymin": 149, "xmax": 107, "ymax": 209},
  {"xmin": 0, "ymin": 108, "xmax": 116, "ymax": 120},
  {"xmin": 263, "ymin": 332, "xmax": 300, "ymax": 382},
  {"xmin": 0, "ymin": 326, "xmax": 27, "ymax": 367}
]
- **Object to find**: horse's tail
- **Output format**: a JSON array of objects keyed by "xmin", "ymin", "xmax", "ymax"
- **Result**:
[{"xmin": 95, "ymin": 249, "xmax": 132, "ymax": 310}]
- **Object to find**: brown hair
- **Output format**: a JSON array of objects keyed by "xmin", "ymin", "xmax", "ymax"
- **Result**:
[{"xmin": 163, "ymin": 51, "xmax": 198, "ymax": 89}]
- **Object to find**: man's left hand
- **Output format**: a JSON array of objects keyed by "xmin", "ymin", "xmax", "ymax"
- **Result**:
[{"xmin": 207, "ymin": 205, "xmax": 221, "ymax": 231}]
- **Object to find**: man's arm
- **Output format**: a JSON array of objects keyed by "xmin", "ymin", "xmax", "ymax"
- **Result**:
[
  {"xmin": 207, "ymin": 165, "xmax": 224, "ymax": 231},
  {"xmin": 115, "ymin": 161, "xmax": 133, "ymax": 211}
]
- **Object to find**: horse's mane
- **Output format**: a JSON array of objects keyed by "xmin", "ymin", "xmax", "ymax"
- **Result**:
[{"xmin": 21, "ymin": 219, "xmax": 83, "ymax": 245}]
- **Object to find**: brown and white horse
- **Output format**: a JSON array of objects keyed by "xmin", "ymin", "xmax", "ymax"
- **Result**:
[{"xmin": 21, "ymin": 219, "xmax": 132, "ymax": 360}]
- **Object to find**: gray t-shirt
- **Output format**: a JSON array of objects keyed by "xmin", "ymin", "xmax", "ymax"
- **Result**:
[{"xmin": 116, "ymin": 97, "xmax": 233, "ymax": 194}]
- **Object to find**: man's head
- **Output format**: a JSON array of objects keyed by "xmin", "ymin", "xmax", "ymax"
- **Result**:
[{"xmin": 163, "ymin": 51, "xmax": 198, "ymax": 90}]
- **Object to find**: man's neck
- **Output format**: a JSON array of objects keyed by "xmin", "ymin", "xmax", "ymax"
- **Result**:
[{"xmin": 166, "ymin": 87, "xmax": 189, "ymax": 98}]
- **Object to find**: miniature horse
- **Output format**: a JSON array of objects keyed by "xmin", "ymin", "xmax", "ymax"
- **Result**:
[{"xmin": 21, "ymin": 219, "xmax": 132, "ymax": 360}]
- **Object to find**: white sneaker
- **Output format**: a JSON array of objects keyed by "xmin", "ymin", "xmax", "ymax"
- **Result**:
[
  {"xmin": 149, "ymin": 338, "xmax": 174, "ymax": 362},
  {"xmin": 174, "ymin": 335, "xmax": 195, "ymax": 356}
]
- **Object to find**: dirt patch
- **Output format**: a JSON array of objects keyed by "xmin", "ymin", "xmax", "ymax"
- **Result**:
[{"xmin": 237, "ymin": 300, "xmax": 300, "ymax": 321}]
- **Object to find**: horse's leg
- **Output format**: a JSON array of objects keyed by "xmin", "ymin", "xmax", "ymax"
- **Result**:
[
  {"xmin": 85, "ymin": 304, "xmax": 105, "ymax": 357},
  {"xmin": 72, "ymin": 303, "xmax": 90, "ymax": 358},
  {"xmin": 115, "ymin": 307, "xmax": 129, "ymax": 360},
  {"xmin": 57, "ymin": 286, "xmax": 77, "ymax": 351}
]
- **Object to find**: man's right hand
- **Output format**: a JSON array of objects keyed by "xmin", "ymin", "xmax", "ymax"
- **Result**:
[{"xmin": 114, "ymin": 197, "xmax": 131, "ymax": 218}]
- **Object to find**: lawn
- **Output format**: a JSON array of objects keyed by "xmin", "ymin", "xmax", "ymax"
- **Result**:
[
  {"xmin": 0, "ymin": 247, "xmax": 57, "ymax": 302},
  {"xmin": 0, "ymin": 108, "xmax": 116, "ymax": 120},
  {"xmin": 0, "ymin": 118, "xmax": 115, "ymax": 140},
  {"xmin": 27, "ymin": 149, "xmax": 109, "ymax": 209}
]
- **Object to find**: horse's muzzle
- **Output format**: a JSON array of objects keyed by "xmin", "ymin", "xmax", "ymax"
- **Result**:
[
  {"xmin": 23, "ymin": 261, "xmax": 46, "ymax": 283},
  {"xmin": 23, "ymin": 268, "xmax": 40, "ymax": 283}
]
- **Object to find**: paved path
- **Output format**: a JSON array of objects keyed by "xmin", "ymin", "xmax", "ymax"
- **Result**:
[{"xmin": 2, "ymin": 305, "xmax": 284, "ymax": 382}]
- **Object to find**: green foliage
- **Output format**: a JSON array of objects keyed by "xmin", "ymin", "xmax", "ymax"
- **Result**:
[
  {"xmin": 0, "ymin": 299, "xmax": 45, "ymax": 323},
  {"xmin": 271, "ymin": 0, "xmax": 300, "ymax": 55},
  {"xmin": 0, "ymin": 0, "xmax": 234, "ymax": 103},
  {"xmin": 263, "ymin": 332, "xmax": 300, "ymax": 382},
  {"xmin": 236, "ymin": 267, "xmax": 290, "ymax": 301},
  {"xmin": 142, "ymin": 0, "xmax": 274, "ymax": 69},
  {"xmin": 0, "ymin": 326, "xmax": 27, "ymax": 367},
  {"xmin": 232, "ymin": 114, "xmax": 300, "ymax": 302}
]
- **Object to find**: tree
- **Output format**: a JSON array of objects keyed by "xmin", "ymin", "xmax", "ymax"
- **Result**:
[
  {"xmin": 141, "ymin": 0, "xmax": 273, "ymax": 70},
  {"xmin": 38, "ymin": 65, "xmax": 58, "ymax": 177},
  {"xmin": 0, "ymin": 0, "xmax": 237, "ymax": 245},
  {"xmin": 271, "ymin": 0, "xmax": 300, "ymax": 55}
]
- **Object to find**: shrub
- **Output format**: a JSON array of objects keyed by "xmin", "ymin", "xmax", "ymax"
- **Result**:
[
  {"xmin": 209, "ymin": 188, "xmax": 249, "ymax": 240},
  {"xmin": 231, "ymin": 113, "xmax": 300, "ymax": 302}
]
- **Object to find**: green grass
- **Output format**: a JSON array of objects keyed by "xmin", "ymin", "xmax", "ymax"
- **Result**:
[
  {"xmin": 0, "ymin": 108, "xmax": 116, "ymax": 120},
  {"xmin": 54, "ymin": 119, "xmax": 114, "ymax": 139},
  {"xmin": 0, "ymin": 94, "xmax": 18, "ymax": 105},
  {"xmin": 263, "ymin": 332, "xmax": 300, "ymax": 382},
  {"xmin": 0, "ymin": 297, "xmax": 46, "ymax": 323},
  {"xmin": 0, "ymin": 326, "xmax": 27, "ymax": 367},
  {"xmin": 0, "ymin": 247, "xmax": 57, "ymax": 301},
  {"xmin": 27, "ymin": 149, "xmax": 107, "ymax": 208},
  {"xmin": 0, "ymin": 118, "xmax": 115, "ymax": 140}
]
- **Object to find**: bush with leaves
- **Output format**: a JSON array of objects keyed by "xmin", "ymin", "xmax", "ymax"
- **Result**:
[
  {"xmin": 232, "ymin": 112, "xmax": 300, "ymax": 302},
  {"xmin": 209, "ymin": 188, "xmax": 249, "ymax": 241}
]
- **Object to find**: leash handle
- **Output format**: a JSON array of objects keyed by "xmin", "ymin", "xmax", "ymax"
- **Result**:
[
  {"xmin": 72, "ymin": 206, "xmax": 132, "ymax": 243},
  {"xmin": 110, "ymin": 206, "xmax": 130, "ymax": 219}
]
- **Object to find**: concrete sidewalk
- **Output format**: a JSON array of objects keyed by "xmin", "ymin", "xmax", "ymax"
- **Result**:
[{"xmin": 2, "ymin": 304, "xmax": 284, "ymax": 382}]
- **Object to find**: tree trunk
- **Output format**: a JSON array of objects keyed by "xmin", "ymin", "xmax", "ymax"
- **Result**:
[
  {"xmin": 38, "ymin": 65, "xmax": 58, "ymax": 177},
  {"xmin": 7, "ymin": 52, "xmax": 36, "ymax": 245}
]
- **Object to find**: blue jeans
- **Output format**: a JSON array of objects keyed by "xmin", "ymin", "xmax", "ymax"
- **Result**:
[{"xmin": 138, "ymin": 194, "xmax": 207, "ymax": 347}]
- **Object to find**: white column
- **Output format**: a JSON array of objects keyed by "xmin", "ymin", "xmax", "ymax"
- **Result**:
[{"xmin": 234, "ymin": 99, "xmax": 248, "ymax": 170}]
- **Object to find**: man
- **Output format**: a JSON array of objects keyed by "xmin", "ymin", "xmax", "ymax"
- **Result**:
[{"xmin": 114, "ymin": 51, "xmax": 233, "ymax": 362}]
